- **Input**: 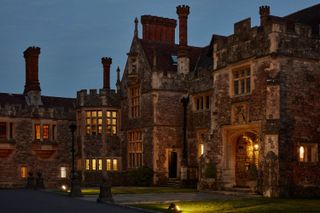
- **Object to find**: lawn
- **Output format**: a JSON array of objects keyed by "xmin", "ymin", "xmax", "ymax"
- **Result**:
[
  {"xmin": 132, "ymin": 198, "xmax": 320, "ymax": 213},
  {"xmin": 60, "ymin": 186, "xmax": 197, "ymax": 195}
]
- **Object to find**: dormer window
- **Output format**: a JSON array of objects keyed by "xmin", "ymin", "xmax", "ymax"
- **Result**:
[{"xmin": 128, "ymin": 52, "xmax": 138, "ymax": 75}]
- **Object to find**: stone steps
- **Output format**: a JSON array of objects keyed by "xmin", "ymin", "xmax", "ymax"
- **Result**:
[{"xmin": 167, "ymin": 178, "xmax": 181, "ymax": 187}]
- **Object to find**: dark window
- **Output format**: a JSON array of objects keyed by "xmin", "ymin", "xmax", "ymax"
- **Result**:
[
  {"xmin": 52, "ymin": 125, "xmax": 56, "ymax": 140},
  {"xmin": 9, "ymin": 123, "xmax": 13, "ymax": 139},
  {"xmin": 234, "ymin": 80, "xmax": 239, "ymax": 95},
  {"xmin": 233, "ymin": 67, "xmax": 251, "ymax": 96},
  {"xmin": 205, "ymin": 96, "xmax": 210, "ymax": 109},
  {"xmin": 0, "ymin": 122, "xmax": 6, "ymax": 138}
]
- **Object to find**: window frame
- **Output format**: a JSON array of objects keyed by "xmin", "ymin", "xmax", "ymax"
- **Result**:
[
  {"xmin": 85, "ymin": 110, "xmax": 103, "ymax": 136},
  {"xmin": 0, "ymin": 122, "xmax": 7, "ymax": 139},
  {"xmin": 60, "ymin": 166, "xmax": 67, "ymax": 178},
  {"xmin": 193, "ymin": 94, "xmax": 211, "ymax": 112},
  {"xmin": 128, "ymin": 130, "xmax": 143, "ymax": 168},
  {"xmin": 298, "ymin": 143, "xmax": 318, "ymax": 163},
  {"xmin": 232, "ymin": 66, "xmax": 251, "ymax": 96},
  {"xmin": 20, "ymin": 166, "xmax": 28, "ymax": 179},
  {"xmin": 106, "ymin": 110, "xmax": 118, "ymax": 136},
  {"xmin": 129, "ymin": 86, "xmax": 141, "ymax": 118}
]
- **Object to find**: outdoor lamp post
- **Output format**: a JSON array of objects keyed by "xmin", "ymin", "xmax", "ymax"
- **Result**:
[{"xmin": 69, "ymin": 123, "xmax": 82, "ymax": 197}]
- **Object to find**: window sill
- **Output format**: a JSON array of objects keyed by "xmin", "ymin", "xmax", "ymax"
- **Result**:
[
  {"xmin": 32, "ymin": 140, "xmax": 57, "ymax": 145},
  {"xmin": 231, "ymin": 94, "xmax": 251, "ymax": 103},
  {"xmin": 193, "ymin": 109, "xmax": 210, "ymax": 113},
  {"xmin": 0, "ymin": 138, "xmax": 16, "ymax": 144}
]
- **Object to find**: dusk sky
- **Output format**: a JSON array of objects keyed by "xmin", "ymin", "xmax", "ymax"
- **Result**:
[{"xmin": 1, "ymin": 0, "xmax": 319, "ymax": 98}]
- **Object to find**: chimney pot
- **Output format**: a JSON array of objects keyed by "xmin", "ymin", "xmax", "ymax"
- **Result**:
[
  {"xmin": 176, "ymin": 5, "xmax": 190, "ymax": 47},
  {"xmin": 23, "ymin": 46, "xmax": 41, "ymax": 94},
  {"xmin": 141, "ymin": 15, "xmax": 176, "ymax": 44},
  {"xmin": 101, "ymin": 57, "xmax": 112, "ymax": 90},
  {"xmin": 259, "ymin": 5, "xmax": 270, "ymax": 26}
]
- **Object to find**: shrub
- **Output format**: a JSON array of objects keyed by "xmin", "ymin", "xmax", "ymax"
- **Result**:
[
  {"xmin": 127, "ymin": 166, "xmax": 154, "ymax": 186},
  {"xmin": 204, "ymin": 163, "xmax": 217, "ymax": 179},
  {"xmin": 247, "ymin": 164, "xmax": 258, "ymax": 181}
]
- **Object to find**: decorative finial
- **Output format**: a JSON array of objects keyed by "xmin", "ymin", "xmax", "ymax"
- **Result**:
[
  {"xmin": 116, "ymin": 66, "xmax": 121, "ymax": 83},
  {"xmin": 134, "ymin": 17, "xmax": 139, "ymax": 37}
]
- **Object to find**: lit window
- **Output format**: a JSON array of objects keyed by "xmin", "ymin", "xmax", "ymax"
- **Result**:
[
  {"xmin": 85, "ymin": 110, "xmax": 103, "ymax": 135},
  {"xmin": 60, "ymin": 167, "xmax": 67, "ymax": 178},
  {"xmin": 35, "ymin": 124, "xmax": 41, "ymax": 140},
  {"xmin": 85, "ymin": 159, "xmax": 90, "ymax": 170},
  {"xmin": 0, "ymin": 122, "xmax": 6, "ymax": 138},
  {"xmin": 43, "ymin": 125, "xmax": 49, "ymax": 140},
  {"xmin": 106, "ymin": 111, "xmax": 117, "ymax": 135},
  {"xmin": 128, "ymin": 130, "xmax": 143, "ymax": 168},
  {"xmin": 233, "ymin": 67, "xmax": 251, "ymax": 96},
  {"xmin": 20, "ymin": 166, "xmax": 27, "ymax": 178},
  {"xmin": 92, "ymin": 159, "xmax": 96, "ymax": 170},
  {"xmin": 298, "ymin": 144, "xmax": 318, "ymax": 163},
  {"xmin": 200, "ymin": 144, "xmax": 204, "ymax": 156},
  {"xmin": 106, "ymin": 159, "xmax": 111, "ymax": 171},
  {"xmin": 129, "ymin": 87, "xmax": 140, "ymax": 118},
  {"xmin": 299, "ymin": 146, "xmax": 305, "ymax": 162},
  {"xmin": 113, "ymin": 159, "xmax": 118, "ymax": 171},
  {"xmin": 98, "ymin": 159, "xmax": 102, "ymax": 171}
]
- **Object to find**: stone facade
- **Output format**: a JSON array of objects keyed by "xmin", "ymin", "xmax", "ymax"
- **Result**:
[
  {"xmin": 0, "ymin": 93, "xmax": 75, "ymax": 188},
  {"xmin": 209, "ymin": 5, "xmax": 320, "ymax": 197},
  {"xmin": 1, "ymin": 4, "xmax": 319, "ymax": 197}
]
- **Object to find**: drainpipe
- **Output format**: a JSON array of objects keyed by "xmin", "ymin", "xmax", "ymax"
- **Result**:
[{"xmin": 181, "ymin": 96, "xmax": 189, "ymax": 166}]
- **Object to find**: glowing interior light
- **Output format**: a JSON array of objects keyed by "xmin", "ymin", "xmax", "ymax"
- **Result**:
[
  {"xmin": 254, "ymin": 144, "xmax": 259, "ymax": 151},
  {"xmin": 200, "ymin": 144, "xmax": 204, "ymax": 155},
  {"xmin": 299, "ymin": 146, "xmax": 305, "ymax": 161},
  {"xmin": 61, "ymin": 185, "xmax": 67, "ymax": 191}
]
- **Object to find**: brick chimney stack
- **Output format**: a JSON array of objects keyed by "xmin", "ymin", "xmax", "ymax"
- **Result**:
[
  {"xmin": 141, "ymin": 15, "xmax": 176, "ymax": 44},
  {"xmin": 24, "ymin": 46, "xmax": 41, "ymax": 94},
  {"xmin": 259, "ymin": 5, "xmax": 270, "ymax": 26},
  {"xmin": 101, "ymin": 57, "xmax": 112, "ymax": 90},
  {"xmin": 23, "ymin": 46, "xmax": 42, "ymax": 106},
  {"xmin": 176, "ymin": 5, "xmax": 190, "ymax": 47},
  {"xmin": 176, "ymin": 5, "xmax": 190, "ymax": 75}
]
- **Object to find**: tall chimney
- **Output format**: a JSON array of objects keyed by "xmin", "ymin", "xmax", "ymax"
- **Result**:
[
  {"xmin": 24, "ymin": 47, "xmax": 41, "ymax": 94},
  {"xmin": 259, "ymin": 5, "xmax": 270, "ymax": 26},
  {"xmin": 23, "ymin": 46, "xmax": 42, "ymax": 106},
  {"xmin": 177, "ymin": 5, "xmax": 190, "ymax": 47},
  {"xmin": 101, "ymin": 57, "xmax": 112, "ymax": 90},
  {"xmin": 141, "ymin": 15, "xmax": 176, "ymax": 44},
  {"xmin": 176, "ymin": 5, "xmax": 190, "ymax": 75}
]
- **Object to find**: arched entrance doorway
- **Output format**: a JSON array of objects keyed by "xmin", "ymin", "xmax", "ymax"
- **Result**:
[{"xmin": 235, "ymin": 132, "xmax": 259, "ymax": 187}]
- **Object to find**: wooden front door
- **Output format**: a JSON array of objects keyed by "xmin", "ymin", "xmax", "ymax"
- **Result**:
[
  {"xmin": 235, "ymin": 136, "xmax": 250, "ymax": 187},
  {"xmin": 168, "ymin": 152, "xmax": 177, "ymax": 178}
]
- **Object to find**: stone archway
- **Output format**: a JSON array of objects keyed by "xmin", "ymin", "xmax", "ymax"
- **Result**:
[
  {"xmin": 235, "ymin": 132, "xmax": 259, "ymax": 187},
  {"xmin": 221, "ymin": 123, "xmax": 261, "ymax": 188}
]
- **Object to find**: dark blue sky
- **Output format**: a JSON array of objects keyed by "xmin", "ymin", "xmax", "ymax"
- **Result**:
[{"xmin": 1, "ymin": 0, "xmax": 319, "ymax": 97}]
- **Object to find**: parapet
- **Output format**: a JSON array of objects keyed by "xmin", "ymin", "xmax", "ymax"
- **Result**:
[{"xmin": 76, "ymin": 89, "xmax": 119, "ymax": 108}]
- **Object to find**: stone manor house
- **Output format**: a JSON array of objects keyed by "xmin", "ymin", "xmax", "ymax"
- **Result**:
[{"xmin": 0, "ymin": 4, "xmax": 319, "ymax": 197}]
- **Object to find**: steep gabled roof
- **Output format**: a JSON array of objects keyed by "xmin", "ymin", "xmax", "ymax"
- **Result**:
[
  {"xmin": 139, "ymin": 39, "xmax": 211, "ymax": 72},
  {"xmin": 284, "ymin": 3, "xmax": 320, "ymax": 35}
]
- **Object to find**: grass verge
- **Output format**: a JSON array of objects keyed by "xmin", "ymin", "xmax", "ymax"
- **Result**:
[
  {"xmin": 131, "ymin": 198, "xmax": 320, "ymax": 213},
  {"xmin": 58, "ymin": 186, "xmax": 197, "ymax": 195}
]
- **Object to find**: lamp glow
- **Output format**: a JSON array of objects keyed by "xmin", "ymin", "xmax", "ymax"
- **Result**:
[
  {"xmin": 168, "ymin": 203, "xmax": 182, "ymax": 213},
  {"xmin": 61, "ymin": 184, "xmax": 67, "ymax": 191}
]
